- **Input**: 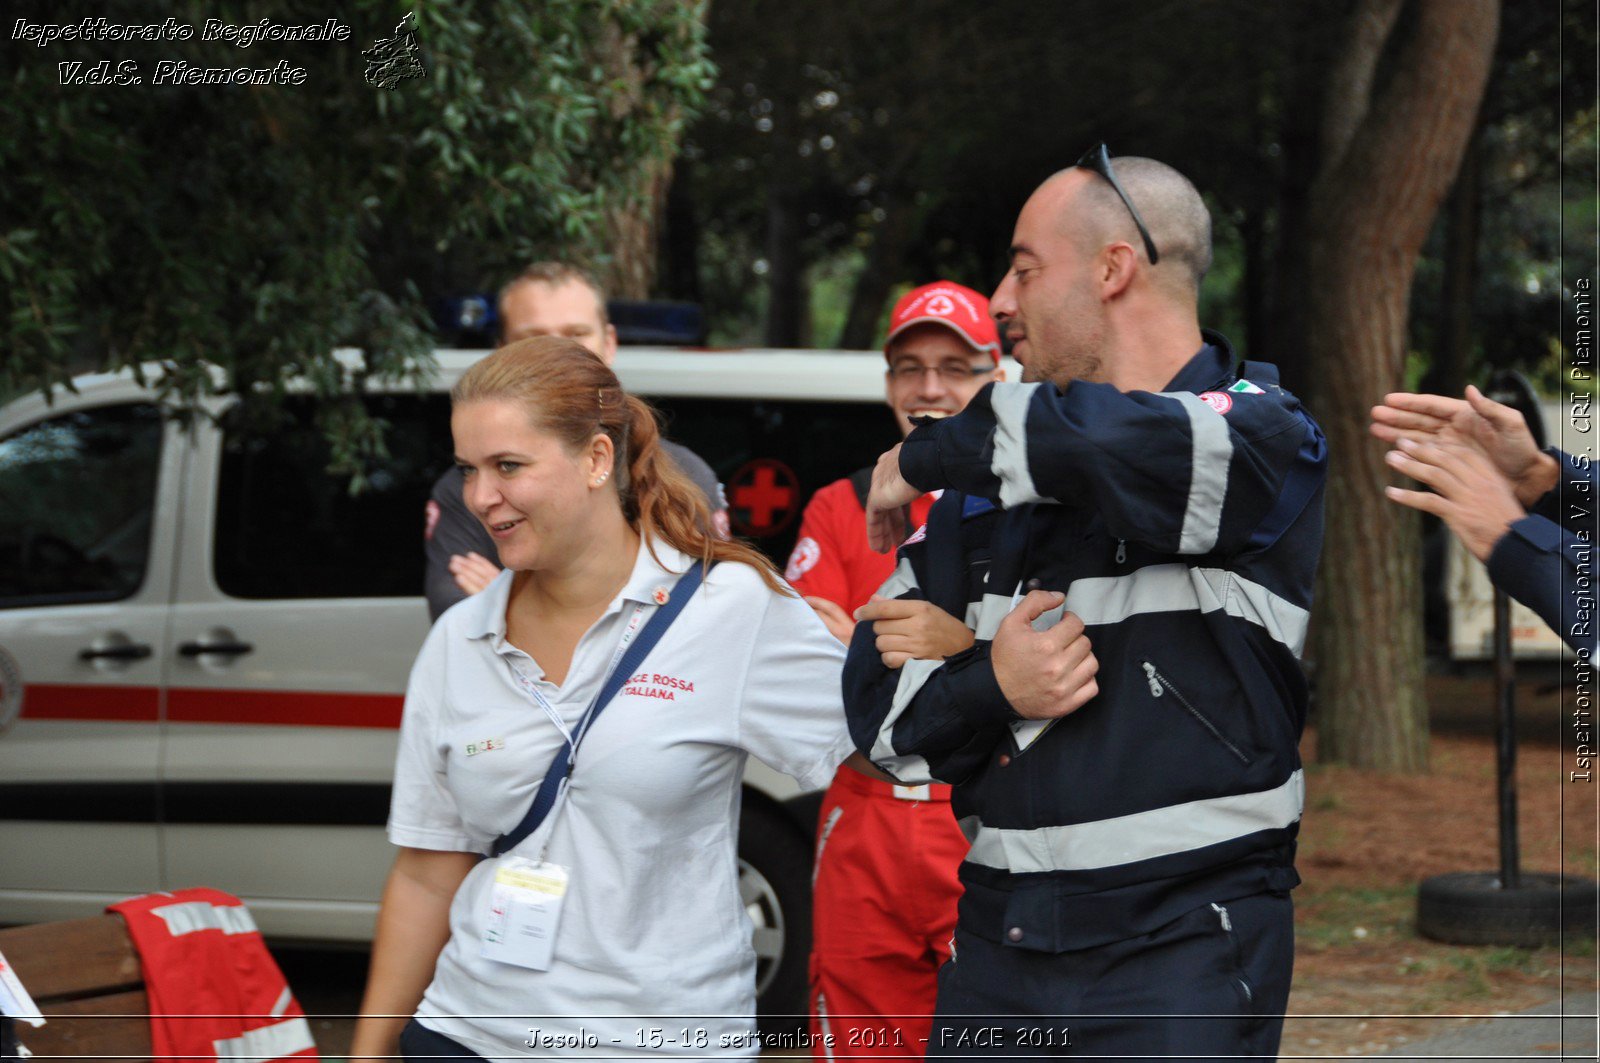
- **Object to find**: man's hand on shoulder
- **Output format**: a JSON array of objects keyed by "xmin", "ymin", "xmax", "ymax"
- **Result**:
[
  {"xmin": 856, "ymin": 595, "xmax": 976, "ymax": 669},
  {"xmin": 865, "ymin": 443, "xmax": 920, "ymax": 553},
  {"xmin": 992, "ymin": 591, "xmax": 1099, "ymax": 719},
  {"xmin": 802, "ymin": 595, "xmax": 856, "ymax": 644}
]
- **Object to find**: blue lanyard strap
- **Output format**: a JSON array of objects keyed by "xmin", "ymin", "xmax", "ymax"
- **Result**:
[{"xmin": 490, "ymin": 559, "xmax": 709, "ymax": 857}]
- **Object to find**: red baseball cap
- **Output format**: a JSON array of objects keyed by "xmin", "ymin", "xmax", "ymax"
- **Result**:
[{"xmin": 884, "ymin": 281, "xmax": 1001, "ymax": 364}]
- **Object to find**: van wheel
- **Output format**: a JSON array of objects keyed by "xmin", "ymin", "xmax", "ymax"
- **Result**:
[{"xmin": 738, "ymin": 802, "xmax": 811, "ymax": 1037}]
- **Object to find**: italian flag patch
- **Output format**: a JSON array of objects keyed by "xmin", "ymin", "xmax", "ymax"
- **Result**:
[{"xmin": 1228, "ymin": 379, "xmax": 1266, "ymax": 395}]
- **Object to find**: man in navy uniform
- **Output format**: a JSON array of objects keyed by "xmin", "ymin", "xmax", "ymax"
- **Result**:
[{"xmin": 846, "ymin": 148, "xmax": 1327, "ymax": 1060}]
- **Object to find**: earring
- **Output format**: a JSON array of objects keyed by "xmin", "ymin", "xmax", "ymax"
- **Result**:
[{"xmin": 594, "ymin": 470, "xmax": 609, "ymax": 486}]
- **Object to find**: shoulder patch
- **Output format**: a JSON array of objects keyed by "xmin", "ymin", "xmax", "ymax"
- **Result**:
[
  {"xmin": 784, "ymin": 536, "xmax": 821, "ymax": 582},
  {"xmin": 1198, "ymin": 391, "xmax": 1234, "ymax": 415},
  {"xmin": 1228, "ymin": 379, "xmax": 1266, "ymax": 395}
]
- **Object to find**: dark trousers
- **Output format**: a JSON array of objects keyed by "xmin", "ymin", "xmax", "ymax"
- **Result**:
[
  {"xmin": 929, "ymin": 892, "xmax": 1294, "ymax": 1062},
  {"xmin": 400, "ymin": 1018, "xmax": 484, "ymax": 1060}
]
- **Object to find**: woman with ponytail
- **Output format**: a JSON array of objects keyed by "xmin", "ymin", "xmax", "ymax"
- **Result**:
[{"xmin": 352, "ymin": 337, "xmax": 855, "ymax": 1061}]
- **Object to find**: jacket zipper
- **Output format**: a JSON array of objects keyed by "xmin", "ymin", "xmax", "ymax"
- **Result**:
[
  {"xmin": 1141, "ymin": 661, "xmax": 1250, "ymax": 764},
  {"xmin": 1211, "ymin": 902, "xmax": 1255, "ymax": 1005},
  {"xmin": 1115, "ymin": 539, "xmax": 1127, "ymax": 565}
]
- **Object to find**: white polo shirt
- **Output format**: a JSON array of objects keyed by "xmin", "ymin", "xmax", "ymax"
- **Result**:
[{"xmin": 388, "ymin": 539, "xmax": 854, "ymax": 1061}]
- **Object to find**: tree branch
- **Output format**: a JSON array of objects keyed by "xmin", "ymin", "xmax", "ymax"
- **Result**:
[{"xmin": 1318, "ymin": 0, "xmax": 1405, "ymax": 175}]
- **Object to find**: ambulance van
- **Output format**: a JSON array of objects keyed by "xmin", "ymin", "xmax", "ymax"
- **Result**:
[{"xmin": 0, "ymin": 347, "xmax": 905, "ymax": 1020}]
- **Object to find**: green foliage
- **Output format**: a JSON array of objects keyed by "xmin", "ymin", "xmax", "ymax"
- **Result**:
[{"xmin": 0, "ymin": 0, "xmax": 710, "ymax": 477}]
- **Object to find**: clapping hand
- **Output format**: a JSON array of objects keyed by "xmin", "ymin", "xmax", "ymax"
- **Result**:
[{"xmin": 1370, "ymin": 385, "xmax": 1557, "ymax": 507}]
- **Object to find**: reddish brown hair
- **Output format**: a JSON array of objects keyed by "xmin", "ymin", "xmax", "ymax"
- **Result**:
[{"xmin": 452, "ymin": 336, "xmax": 790, "ymax": 594}]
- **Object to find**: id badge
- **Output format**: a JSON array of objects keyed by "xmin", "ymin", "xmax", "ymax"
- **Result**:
[{"xmin": 481, "ymin": 858, "xmax": 570, "ymax": 971}]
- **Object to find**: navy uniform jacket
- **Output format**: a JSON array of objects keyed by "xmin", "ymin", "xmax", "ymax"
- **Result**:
[
  {"xmin": 1487, "ymin": 448, "xmax": 1596, "ymax": 655},
  {"xmin": 842, "ymin": 334, "xmax": 1327, "ymax": 952}
]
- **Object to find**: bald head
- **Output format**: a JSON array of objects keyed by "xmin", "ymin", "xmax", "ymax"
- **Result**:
[{"xmin": 1055, "ymin": 157, "xmax": 1212, "ymax": 297}]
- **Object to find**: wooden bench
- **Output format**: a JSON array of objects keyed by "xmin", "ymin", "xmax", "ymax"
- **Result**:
[{"xmin": 0, "ymin": 914, "xmax": 153, "ymax": 1061}]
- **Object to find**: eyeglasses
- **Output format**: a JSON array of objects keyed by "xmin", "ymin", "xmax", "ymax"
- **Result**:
[
  {"xmin": 1076, "ymin": 143, "xmax": 1160, "ymax": 265},
  {"xmin": 888, "ymin": 362, "xmax": 996, "ymax": 383}
]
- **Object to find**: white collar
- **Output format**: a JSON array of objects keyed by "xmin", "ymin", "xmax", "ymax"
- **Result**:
[{"xmin": 461, "ymin": 533, "xmax": 697, "ymax": 643}]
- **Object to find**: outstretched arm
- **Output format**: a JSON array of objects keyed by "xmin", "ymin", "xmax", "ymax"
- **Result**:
[
  {"xmin": 1371, "ymin": 385, "xmax": 1559, "ymax": 509},
  {"xmin": 1383, "ymin": 435, "xmax": 1591, "ymax": 654}
]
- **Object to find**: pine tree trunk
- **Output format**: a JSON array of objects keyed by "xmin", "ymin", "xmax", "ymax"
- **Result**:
[
  {"xmin": 606, "ymin": 157, "xmax": 672, "ymax": 299},
  {"xmin": 764, "ymin": 178, "xmax": 806, "ymax": 346},
  {"xmin": 1426, "ymin": 123, "xmax": 1485, "ymax": 399},
  {"xmin": 1307, "ymin": 0, "xmax": 1499, "ymax": 771}
]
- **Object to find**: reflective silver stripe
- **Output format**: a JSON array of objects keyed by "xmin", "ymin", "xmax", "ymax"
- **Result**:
[
  {"xmin": 212, "ymin": 1016, "xmax": 316, "ymax": 1063},
  {"xmin": 875, "ymin": 556, "xmax": 919, "ymax": 600},
  {"xmin": 1010, "ymin": 716, "xmax": 1057, "ymax": 752},
  {"xmin": 813, "ymin": 806, "xmax": 844, "ymax": 887},
  {"xmin": 151, "ymin": 900, "xmax": 258, "ymax": 937},
  {"xmin": 868, "ymin": 656, "xmax": 938, "ymax": 784},
  {"xmin": 1063, "ymin": 563, "xmax": 1218, "ymax": 625},
  {"xmin": 973, "ymin": 567, "xmax": 1306, "ymax": 655},
  {"xmin": 1059, "ymin": 564, "xmax": 1307, "ymax": 657},
  {"xmin": 817, "ymin": 993, "xmax": 836, "ymax": 1062},
  {"xmin": 972, "ymin": 590, "xmax": 1018, "ymax": 640},
  {"xmin": 1224, "ymin": 570, "xmax": 1310, "ymax": 657},
  {"xmin": 867, "ymin": 557, "xmax": 936, "ymax": 783},
  {"xmin": 989, "ymin": 382, "xmax": 1059, "ymax": 507},
  {"xmin": 965, "ymin": 769, "xmax": 1304, "ymax": 873},
  {"xmin": 1165, "ymin": 392, "xmax": 1233, "ymax": 554}
]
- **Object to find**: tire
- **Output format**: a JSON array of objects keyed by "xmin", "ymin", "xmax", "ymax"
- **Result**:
[
  {"xmin": 1417, "ymin": 872, "xmax": 1599, "ymax": 947},
  {"xmin": 738, "ymin": 799, "xmax": 813, "ymax": 1039}
]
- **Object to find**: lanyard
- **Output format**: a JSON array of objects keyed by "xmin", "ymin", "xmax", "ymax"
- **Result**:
[
  {"xmin": 505, "ymin": 602, "xmax": 646, "ymax": 748},
  {"xmin": 489, "ymin": 561, "xmax": 708, "ymax": 860}
]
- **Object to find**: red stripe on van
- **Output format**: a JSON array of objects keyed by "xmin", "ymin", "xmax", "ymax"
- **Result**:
[
  {"xmin": 22, "ymin": 684, "xmax": 160, "ymax": 722},
  {"xmin": 166, "ymin": 688, "xmax": 403, "ymax": 729}
]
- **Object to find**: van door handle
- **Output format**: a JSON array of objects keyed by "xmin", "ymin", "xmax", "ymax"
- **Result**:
[
  {"xmin": 178, "ymin": 639, "xmax": 254, "ymax": 658},
  {"xmin": 79, "ymin": 643, "xmax": 153, "ymax": 661}
]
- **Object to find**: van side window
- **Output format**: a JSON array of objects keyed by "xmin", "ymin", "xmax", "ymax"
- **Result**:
[
  {"xmin": 0, "ymin": 404, "xmax": 165, "ymax": 609},
  {"xmin": 214, "ymin": 395, "xmax": 453, "ymax": 599},
  {"xmin": 647, "ymin": 397, "xmax": 902, "ymax": 563}
]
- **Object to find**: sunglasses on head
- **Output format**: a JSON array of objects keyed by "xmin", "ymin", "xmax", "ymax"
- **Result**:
[{"xmin": 1076, "ymin": 143, "xmax": 1160, "ymax": 265}]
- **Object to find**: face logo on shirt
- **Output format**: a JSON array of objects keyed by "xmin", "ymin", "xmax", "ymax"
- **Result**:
[
  {"xmin": 465, "ymin": 737, "xmax": 506, "ymax": 756},
  {"xmin": 785, "ymin": 536, "xmax": 821, "ymax": 583},
  {"xmin": 1198, "ymin": 391, "xmax": 1234, "ymax": 415}
]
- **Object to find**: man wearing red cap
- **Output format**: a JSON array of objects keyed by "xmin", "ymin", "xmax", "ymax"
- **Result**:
[{"xmin": 785, "ymin": 281, "xmax": 1002, "ymax": 1059}]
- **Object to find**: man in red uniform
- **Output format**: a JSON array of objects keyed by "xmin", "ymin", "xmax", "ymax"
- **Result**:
[{"xmin": 787, "ymin": 281, "xmax": 1001, "ymax": 1058}]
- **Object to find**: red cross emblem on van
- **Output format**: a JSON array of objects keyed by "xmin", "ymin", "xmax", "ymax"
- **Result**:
[{"xmin": 727, "ymin": 459, "xmax": 800, "ymax": 537}]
